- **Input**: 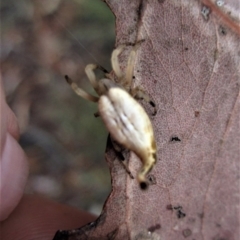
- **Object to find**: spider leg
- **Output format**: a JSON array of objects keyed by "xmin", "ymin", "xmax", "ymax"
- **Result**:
[
  {"xmin": 85, "ymin": 64, "xmax": 113, "ymax": 96},
  {"xmin": 111, "ymin": 46, "xmax": 125, "ymax": 80},
  {"xmin": 124, "ymin": 40, "xmax": 145, "ymax": 87},
  {"xmin": 94, "ymin": 111, "xmax": 100, "ymax": 117},
  {"xmin": 85, "ymin": 64, "xmax": 102, "ymax": 93},
  {"xmin": 110, "ymin": 136, "xmax": 134, "ymax": 179},
  {"xmin": 95, "ymin": 65, "xmax": 109, "ymax": 74},
  {"xmin": 131, "ymin": 87, "xmax": 157, "ymax": 115},
  {"xmin": 119, "ymin": 158, "xmax": 134, "ymax": 179},
  {"xmin": 65, "ymin": 75, "xmax": 99, "ymax": 102},
  {"xmin": 124, "ymin": 46, "xmax": 138, "ymax": 87},
  {"xmin": 112, "ymin": 42, "xmax": 145, "ymax": 89}
]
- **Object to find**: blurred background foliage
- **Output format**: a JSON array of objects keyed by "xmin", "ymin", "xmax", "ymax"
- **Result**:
[{"xmin": 1, "ymin": 0, "xmax": 115, "ymax": 215}]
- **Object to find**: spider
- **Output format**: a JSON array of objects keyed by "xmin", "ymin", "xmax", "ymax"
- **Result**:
[{"xmin": 65, "ymin": 45, "xmax": 157, "ymax": 189}]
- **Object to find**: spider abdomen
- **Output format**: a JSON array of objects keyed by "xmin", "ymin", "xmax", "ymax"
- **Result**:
[{"xmin": 98, "ymin": 87, "xmax": 157, "ymax": 189}]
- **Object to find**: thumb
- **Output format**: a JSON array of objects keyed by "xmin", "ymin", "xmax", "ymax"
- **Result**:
[{"xmin": 0, "ymin": 77, "xmax": 29, "ymax": 221}]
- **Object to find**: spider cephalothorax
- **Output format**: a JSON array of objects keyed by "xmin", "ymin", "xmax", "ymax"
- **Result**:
[{"xmin": 66, "ymin": 45, "xmax": 157, "ymax": 189}]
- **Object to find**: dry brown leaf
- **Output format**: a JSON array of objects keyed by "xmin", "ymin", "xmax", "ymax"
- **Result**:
[{"xmin": 54, "ymin": 0, "xmax": 240, "ymax": 239}]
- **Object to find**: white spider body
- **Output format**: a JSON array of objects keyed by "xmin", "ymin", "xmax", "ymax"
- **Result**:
[
  {"xmin": 98, "ymin": 88, "xmax": 156, "ymax": 189},
  {"xmin": 66, "ymin": 45, "xmax": 157, "ymax": 189}
]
